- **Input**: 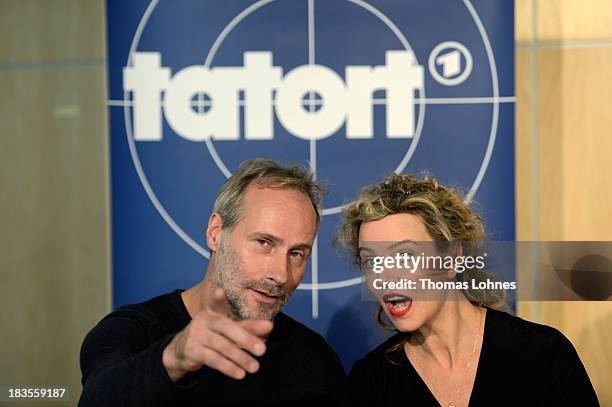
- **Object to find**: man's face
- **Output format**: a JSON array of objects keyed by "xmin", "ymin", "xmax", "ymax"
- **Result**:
[{"xmin": 212, "ymin": 184, "xmax": 317, "ymax": 320}]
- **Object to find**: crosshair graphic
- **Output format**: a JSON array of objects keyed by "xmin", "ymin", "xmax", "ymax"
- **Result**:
[{"xmin": 109, "ymin": 0, "xmax": 516, "ymax": 318}]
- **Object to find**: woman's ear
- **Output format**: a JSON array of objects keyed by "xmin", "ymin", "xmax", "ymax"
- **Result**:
[
  {"xmin": 455, "ymin": 242, "xmax": 464, "ymax": 257},
  {"xmin": 206, "ymin": 213, "xmax": 223, "ymax": 253},
  {"xmin": 448, "ymin": 242, "xmax": 464, "ymax": 279}
]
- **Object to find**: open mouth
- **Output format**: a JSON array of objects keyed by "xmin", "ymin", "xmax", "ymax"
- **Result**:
[{"xmin": 382, "ymin": 293, "xmax": 413, "ymax": 318}]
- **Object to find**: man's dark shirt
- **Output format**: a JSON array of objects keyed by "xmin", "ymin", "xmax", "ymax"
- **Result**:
[{"xmin": 79, "ymin": 289, "xmax": 347, "ymax": 406}]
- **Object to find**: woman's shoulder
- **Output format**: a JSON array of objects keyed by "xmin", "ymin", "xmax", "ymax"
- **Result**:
[
  {"xmin": 486, "ymin": 307, "xmax": 561, "ymax": 335},
  {"xmin": 350, "ymin": 333, "xmax": 406, "ymax": 373},
  {"xmin": 484, "ymin": 307, "xmax": 598, "ymax": 404},
  {"xmin": 484, "ymin": 306, "xmax": 576, "ymax": 354},
  {"xmin": 347, "ymin": 332, "xmax": 408, "ymax": 399}
]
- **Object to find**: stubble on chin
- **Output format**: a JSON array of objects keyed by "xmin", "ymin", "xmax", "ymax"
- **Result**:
[{"xmin": 212, "ymin": 236, "xmax": 291, "ymax": 321}]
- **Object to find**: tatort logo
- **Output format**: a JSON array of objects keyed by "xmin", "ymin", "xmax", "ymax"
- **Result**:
[{"xmin": 123, "ymin": 50, "xmax": 423, "ymax": 141}]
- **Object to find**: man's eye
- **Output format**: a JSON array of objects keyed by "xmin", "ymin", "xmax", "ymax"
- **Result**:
[
  {"xmin": 257, "ymin": 239, "xmax": 270, "ymax": 247},
  {"xmin": 289, "ymin": 251, "xmax": 304, "ymax": 259}
]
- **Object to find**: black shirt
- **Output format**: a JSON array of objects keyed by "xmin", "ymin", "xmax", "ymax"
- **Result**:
[
  {"xmin": 348, "ymin": 307, "xmax": 599, "ymax": 406},
  {"xmin": 79, "ymin": 289, "xmax": 347, "ymax": 406}
]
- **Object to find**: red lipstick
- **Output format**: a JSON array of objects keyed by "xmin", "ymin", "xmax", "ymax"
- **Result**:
[{"xmin": 382, "ymin": 293, "xmax": 413, "ymax": 318}]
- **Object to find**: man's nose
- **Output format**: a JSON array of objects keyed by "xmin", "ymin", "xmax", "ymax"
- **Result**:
[{"xmin": 264, "ymin": 252, "xmax": 290, "ymax": 286}]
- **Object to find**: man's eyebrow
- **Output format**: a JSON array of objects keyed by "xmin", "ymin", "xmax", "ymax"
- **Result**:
[
  {"xmin": 290, "ymin": 243, "xmax": 312, "ymax": 251},
  {"xmin": 248, "ymin": 232, "xmax": 312, "ymax": 251},
  {"xmin": 249, "ymin": 232, "xmax": 283, "ymax": 245}
]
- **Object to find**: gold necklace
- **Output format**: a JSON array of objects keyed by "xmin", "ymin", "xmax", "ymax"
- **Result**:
[{"xmin": 407, "ymin": 308, "xmax": 484, "ymax": 407}]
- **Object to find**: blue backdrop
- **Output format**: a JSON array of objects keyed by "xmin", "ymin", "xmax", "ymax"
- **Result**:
[{"xmin": 106, "ymin": 0, "xmax": 515, "ymax": 370}]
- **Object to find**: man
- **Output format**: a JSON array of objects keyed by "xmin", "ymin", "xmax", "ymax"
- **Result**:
[{"xmin": 79, "ymin": 159, "xmax": 347, "ymax": 406}]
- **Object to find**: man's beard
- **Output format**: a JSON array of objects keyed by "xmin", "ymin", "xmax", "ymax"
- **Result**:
[{"xmin": 212, "ymin": 233, "xmax": 293, "ymax": 320}]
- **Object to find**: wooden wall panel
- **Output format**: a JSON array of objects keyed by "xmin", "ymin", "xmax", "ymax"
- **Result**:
[
  {"xmin": 515, "ymin": 48, "xmax": 533, "ymax": 241},
  {"xmin": 516, "ymin": 1, "xmax": 612, "ymax": 404},
  {"xmin": 516, "ymin": 0, "xmax": 533, "ymax": 43},
  {"xmin": 538, "ymin": 0, "xmax": 612, "ymax": 41}
]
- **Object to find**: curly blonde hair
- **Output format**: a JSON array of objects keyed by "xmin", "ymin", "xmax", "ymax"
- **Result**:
[{"xmin": 338, "ymin": 173, "xmax": 506, "ymax": 337}]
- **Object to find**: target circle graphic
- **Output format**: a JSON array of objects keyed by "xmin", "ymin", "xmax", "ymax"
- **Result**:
[{"xmin": 118, "ymin": 0, "xmax": 501, "ymax": 298}]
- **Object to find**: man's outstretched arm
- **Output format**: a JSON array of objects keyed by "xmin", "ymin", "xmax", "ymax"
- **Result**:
[{"xmin": 78, "ymin": 290, "xmax": 272, "ymax": 406}]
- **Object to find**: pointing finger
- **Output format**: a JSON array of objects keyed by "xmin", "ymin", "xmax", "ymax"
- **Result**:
[{"xmin": 207, "ymin": 288, "xmax": 232, "ymax": 317}]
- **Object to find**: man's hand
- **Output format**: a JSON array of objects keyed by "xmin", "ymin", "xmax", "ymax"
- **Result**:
[{"xmin": 162, "ymin": 288, "xmax": 273, "ymax": 382}]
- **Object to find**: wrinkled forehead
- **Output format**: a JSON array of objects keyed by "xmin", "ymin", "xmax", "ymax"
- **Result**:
[{"xmin": 237, "ymin": 184, "xmax": 318, "ymax": 242}]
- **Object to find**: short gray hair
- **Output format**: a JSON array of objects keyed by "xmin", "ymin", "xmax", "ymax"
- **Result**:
[{"xmin": 212, "ymin": 158, "xmax": 322, "ymax": 229}]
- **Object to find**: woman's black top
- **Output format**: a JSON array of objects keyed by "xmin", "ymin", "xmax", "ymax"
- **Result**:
[{"xmin": 348, "ymin": 307, "xmax": 599, "ymax": 406}]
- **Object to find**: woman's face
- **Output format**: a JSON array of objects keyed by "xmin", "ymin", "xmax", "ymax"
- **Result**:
[{"xmin": 358, "ymin": 213, "xmax": 447, "ymax": 332}]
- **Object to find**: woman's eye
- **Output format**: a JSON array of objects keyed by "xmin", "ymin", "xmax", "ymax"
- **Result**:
[{"xmin": 360, "ymin": 258, "xmax": 374, "ymax": 269}]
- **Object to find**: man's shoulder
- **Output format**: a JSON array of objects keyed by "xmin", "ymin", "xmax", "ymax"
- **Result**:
[
  {"xmin": 274, "ymin": 312, "xmax": 342, "ymax": 358},
  {"xmin": 274, "ymin": 312, "xmax": 326, "ymax": 343},
  {"xmin": 134, "ymin": 289, "xmax": 187, "ymax": 320},
  {"xmin": 95, "ymin": 289, "xmax": 189, "ymax": 334},
  {"xmin": 79, "ymin": 290, "xmax": 189, "ymax": 386},
  {"xmin": 273, "ymin": 312, "xmax": 346, "ymax": 379}
]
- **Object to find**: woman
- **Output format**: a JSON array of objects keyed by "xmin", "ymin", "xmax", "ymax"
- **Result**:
[{"xmin": 339, "ymin": 173, "xmax": 598, "ymax": 406}]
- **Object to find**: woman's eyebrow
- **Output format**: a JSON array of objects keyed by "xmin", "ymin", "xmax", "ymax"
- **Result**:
[
  {"xmin": 386, "ymin": 239, "xmax": 418, "ymax": 250},
  {"xmin": 358, "ymin": 240, "xmax": 418, "ymax": 254},
  {"xmin": 357, "ymin": 247, "xmax": 375, "ymax": 254}
]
